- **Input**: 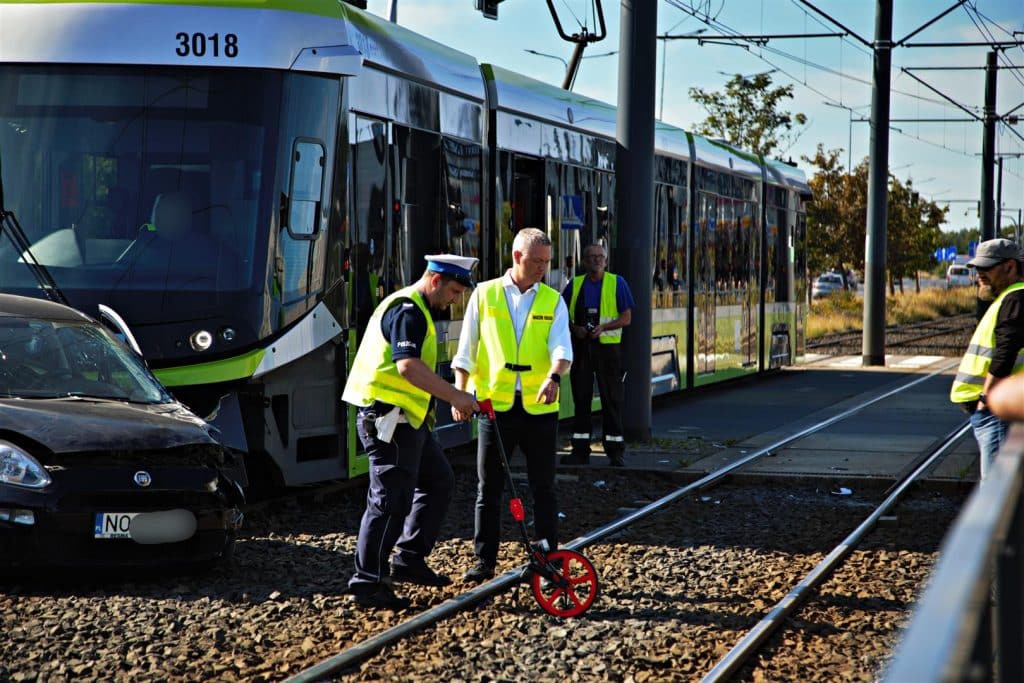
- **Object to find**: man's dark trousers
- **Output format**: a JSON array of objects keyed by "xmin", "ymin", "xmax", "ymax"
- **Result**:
[
  {"xmin": 570, "ymin": 339, "xmax": 625, "ymax": 462},
  {"xmin": 473, "ymin": 394, "xmax": 558, "ymax": 564}
]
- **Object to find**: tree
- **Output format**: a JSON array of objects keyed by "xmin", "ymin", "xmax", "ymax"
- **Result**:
[
  {"xmin": 887, "ymin": 178, "xmax": 946, "ymax": 293},
  {"xmin": 689, "ymin": 72, "xmax": 808, "ymax": 158},
  {"xmin": 803, "ymin": 145, "xmax": 866, "ymax": 283}
]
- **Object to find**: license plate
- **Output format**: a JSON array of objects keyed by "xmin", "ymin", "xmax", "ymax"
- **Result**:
[{"xmin": 94, "ymin": 512, "xmax": 139, "ymax": 539}]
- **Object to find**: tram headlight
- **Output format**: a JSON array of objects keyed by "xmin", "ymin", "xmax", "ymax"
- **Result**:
[
  {"xmin": 189, "ymin": 330, "xmax": 214, "ymax": 352},
  {"xmin": 218, "ymin": 327, "xmax": 237, "ymax": 343}
]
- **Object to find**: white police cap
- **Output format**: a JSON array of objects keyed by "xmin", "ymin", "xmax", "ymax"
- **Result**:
[{"xmin": 424, "ymin": 254, "xmax": 479, "ymax": 286}]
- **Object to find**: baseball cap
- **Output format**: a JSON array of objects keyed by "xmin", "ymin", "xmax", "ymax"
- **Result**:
[{"xmin": 967, "ymin": 238, "xmax": 1022, "ymax": 269}]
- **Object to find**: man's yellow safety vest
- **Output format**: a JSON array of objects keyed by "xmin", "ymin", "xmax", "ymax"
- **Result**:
[
  {"xmin": 472, "ymin": 279, "xmax": 560, "ymax": 414},
  {"xmin": 342, "ymin": 286, "xmax": 437, "ymax": 428},
  {"xmin": 569, "ymin": 273, "xmax": 622, "ymax": 344},
  {"xmin": 950, "ymin": 281, "xmax": 1024, "ymax": 404}
]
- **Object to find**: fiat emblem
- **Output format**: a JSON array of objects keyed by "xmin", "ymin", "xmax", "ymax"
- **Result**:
[{"xmin": 133, "ymin": 471, "xmax": 152, "ymax": 487}]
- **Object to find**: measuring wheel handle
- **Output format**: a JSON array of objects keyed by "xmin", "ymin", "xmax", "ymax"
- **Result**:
[{"xmin": 529, "ymin": 549, "xmax": 600, "ymax": 618}]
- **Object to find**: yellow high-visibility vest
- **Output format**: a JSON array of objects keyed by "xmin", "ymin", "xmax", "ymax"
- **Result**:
[
  {"xmin": 342, "ymin": 286, "xmax": 436, "ymax": 428},
  {"xmin": 569, "ymin": 273, "xmax": 622, "ymax": 344},
  {"xmin": 950, "ymin": 281, "xmax": 1024, "ymax": 404},
  {"xmin": 472, "ymin": 279, "xmax": 560, "ymax": 414}
]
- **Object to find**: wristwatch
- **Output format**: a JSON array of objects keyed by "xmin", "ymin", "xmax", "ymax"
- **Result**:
[{"xmin": 548, "ymin": 373, "xmax": 561, "ymax": 384}]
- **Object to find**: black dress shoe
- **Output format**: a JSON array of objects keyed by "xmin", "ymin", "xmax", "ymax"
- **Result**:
[
  {"xmin": 462, "ymin": 560, "xmax": 495, "ymax": 583},
  {"xmin": 390, "ymin": 560, "xmax": 453, "ymax": 587},
  {"xmin": 349, "ymin": 584, "xmax": 411, "ymax": 610}
]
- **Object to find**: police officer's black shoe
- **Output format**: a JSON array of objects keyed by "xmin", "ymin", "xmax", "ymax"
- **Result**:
[
  {"xmin": 390, "ymin": 559, "xmax": 453, "ymax": 587},
  {"xmin": 462, "ymin": 560, "xmax": 495, "ymax": 584},
  {"xmin": 608, "ymin": 454, "xmax": 625, "ymax": 467},
  {"xmin": 349, "ymin": 583, "xmax": 411, "ymax": 610}
]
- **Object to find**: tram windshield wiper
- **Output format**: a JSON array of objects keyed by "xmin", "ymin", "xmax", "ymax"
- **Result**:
[{"xmin": 0, "ymin": 156, "xmax": 69, "ymax": 306}]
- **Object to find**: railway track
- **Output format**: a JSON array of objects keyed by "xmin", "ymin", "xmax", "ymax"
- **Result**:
[
  {"xmin": 807, "ymin": 313, "xmax": 975, "ymax": 355},
  {"xmin": 282, "ymin": 364, "xmax": 967, "ymax": 682},
  {"xmin": 0, "ymin": 366, "xmax": 970, "ymax": 682}
]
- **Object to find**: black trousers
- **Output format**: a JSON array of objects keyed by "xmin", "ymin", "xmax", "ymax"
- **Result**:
[
  {"xmin": 349, "ymin": 413, "xmax": 454, "ymax": 589},
  {"xmin": 570, "ymin": 340, "xmax": 625, "ymax": 458},
  {"xmin": 473, "ymin": 395, "xmax": 558, "ymax": 564}
]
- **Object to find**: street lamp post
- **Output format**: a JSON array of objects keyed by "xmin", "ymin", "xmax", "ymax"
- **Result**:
[
  {"xmin": 821, "ymin": 101, "xmax": 869, "ymax": 171},
  {"xmin": 657, "ymin": 29, "xmax": 705, "ymax": 121}
]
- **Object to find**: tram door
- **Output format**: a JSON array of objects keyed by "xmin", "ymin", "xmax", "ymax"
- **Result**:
[
  {"xmin": 509, "ymin": 156, "xmax": 545, "ymax": 270},
  {"xmin": 738, "ymin": 197, "xmax": 759, "ymax": 369},
  {"xmin": 695, "ymin": 189, "xmax": 717, "ymax": 375},
  {"xmin": 350, "ymin": 115, "xmax": 389, "ymax": 341}
]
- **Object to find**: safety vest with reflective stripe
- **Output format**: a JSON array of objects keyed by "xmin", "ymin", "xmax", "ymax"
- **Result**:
[
  {"xmin": 950, "ymin": 281, "xmax": 1024, "ymax": 404},
  {"xmin": 342, "ymin": 286, "xmax": 436, "ymax": 428},
  {"xmin": 472, "ymin": 279, "xmax": 560, "ymax": 414},
  {"xmin": 569, "ymin": 273, "xmax": 622, "ymax": 344}
]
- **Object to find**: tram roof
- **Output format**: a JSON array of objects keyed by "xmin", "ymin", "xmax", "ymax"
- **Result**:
[
  {"xmin": 653, "ymin": 120, "xmax": 692, "ymax": 163},
  {"xmin": 484, "ymin": 64, "xmax": 618, "ymax": 139},
  {"xmin": 0, "ymin": 1, "xmax": 483, "ymax": 100},
  {"xmin": 690, "ymin": 135, "xmax": 764, "ymax": 181},
  {"xmin": 765, "ymin": 158, "xmax": 812, "ymax": 197}
]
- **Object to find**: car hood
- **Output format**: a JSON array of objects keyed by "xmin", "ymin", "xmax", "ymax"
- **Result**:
[{"xmin": 0, "ymin": 398, "xmax": 219, "ymax": 454}]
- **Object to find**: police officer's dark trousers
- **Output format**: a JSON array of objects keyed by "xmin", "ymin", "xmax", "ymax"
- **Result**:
[
  {"xmin": 349, "ymin": 411, "xmax": 454, "ymax": 590},
  {"xmin": 570, "ymin": 339, "xmax": 625, "ymax": 460},
  {"xmin": 474, "ymin": 393, "xmax": 558, "ymax": 564}
]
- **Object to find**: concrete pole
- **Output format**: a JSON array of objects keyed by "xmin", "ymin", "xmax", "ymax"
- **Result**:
[
  {"xmin": 996, "ymin": 157, "xmax": 1003, "ymax": 235},
  {"xmin": 615, "ymin": 0, "xmax": 656, "ymax": 441},
  {"xmin": 862, "ymin": 0, "xmax": 893, "ymax": 367}
]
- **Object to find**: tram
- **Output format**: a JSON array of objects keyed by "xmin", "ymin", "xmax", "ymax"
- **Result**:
[{"xmin": 0, "ymin": 0, "xmax": 810, "ymax": 490}]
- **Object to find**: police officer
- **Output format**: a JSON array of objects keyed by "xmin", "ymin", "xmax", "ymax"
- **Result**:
[
  {"xmin": 950, "ymin": 238, "xmax": 1024, "ymax": 479},
  {"xmin": 451, "ymin": 228, "xmax": 572, "ymax": 583},
  {"xmin": 343, "ymin": 254, "xmax": 480, "ymax": 609},
  {"xmin": 560, "ymin": 243, "xmax": 635, "ymax": 467}
]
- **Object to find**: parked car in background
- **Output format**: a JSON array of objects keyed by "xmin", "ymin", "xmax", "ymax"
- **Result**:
[
  {"xmin": 812, "ymin": 273, "xmax": 846, "ymax": 298},
  {"xmin": 0, "ymin": 294, "xmax": 245, "ymax": 572},
  {"xmin": 946, "ymin": 265, "xmax": 974, "ymax": 288}
]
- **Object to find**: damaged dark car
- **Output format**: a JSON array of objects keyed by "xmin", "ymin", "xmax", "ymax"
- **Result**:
[{"xmin": 0, "ymin": 293, "xmax": 245, "ymax": 572}]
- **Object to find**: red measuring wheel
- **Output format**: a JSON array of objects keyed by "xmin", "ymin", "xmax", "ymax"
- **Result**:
[{"xmin": 529, "ymin": 548, "xmax": 599, "ymax": 618}]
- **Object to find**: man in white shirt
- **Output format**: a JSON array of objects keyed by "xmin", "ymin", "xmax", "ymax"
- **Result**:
[{"xmin": 451, "ymin": 228, "xmax": 572, "ymax": 582}]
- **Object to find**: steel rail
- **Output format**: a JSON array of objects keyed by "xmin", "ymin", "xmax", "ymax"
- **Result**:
[
  {"xmin": 701, "ymin": 420, "xmax": 972, "ymax": 683},
  {"xmin": 286, "ymin": 361, "xmax": 959, "ymax": 682}
]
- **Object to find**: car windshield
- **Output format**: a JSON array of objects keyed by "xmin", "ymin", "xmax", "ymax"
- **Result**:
[
  {"xmin": 0, "ymin": 317, "xmax": 171, "ymax": 402},
  {"xmin": 817, "ymin": 275, "xmax": 842, "ymax": 284}
]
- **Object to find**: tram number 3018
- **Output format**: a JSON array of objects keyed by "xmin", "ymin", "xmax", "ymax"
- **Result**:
[{"xmin": 175, "ymin": 32, "xmax": 239, "ymax": 58}]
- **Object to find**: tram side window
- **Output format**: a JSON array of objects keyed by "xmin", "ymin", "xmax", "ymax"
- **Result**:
[{"xmin": 285, "ymin": 140, "xmax": 325, "ymax": 236}]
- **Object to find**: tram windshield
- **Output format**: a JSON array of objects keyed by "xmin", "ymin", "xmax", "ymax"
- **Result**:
[{"xmin": 0, "ymin": 65, "xmax": 278, "ymax": 324}]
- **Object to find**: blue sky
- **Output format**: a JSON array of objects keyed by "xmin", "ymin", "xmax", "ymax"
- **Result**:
[{"xmin": 364, "ymin": 0, "xmax": 1023, "ymax": 234}]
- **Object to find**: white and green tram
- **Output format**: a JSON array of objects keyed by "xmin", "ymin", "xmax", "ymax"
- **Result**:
[{"xmin": 0, "ymin": 0, "xmax": 810, "ymax": 491}]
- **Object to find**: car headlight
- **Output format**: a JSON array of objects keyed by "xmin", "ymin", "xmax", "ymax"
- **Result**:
[{"xmin": 0, "ymin": 440, "xmax": 52, "ymax": 489}]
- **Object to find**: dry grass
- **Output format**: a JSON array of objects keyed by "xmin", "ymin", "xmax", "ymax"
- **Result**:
[{"xmin": 807, "ymin": 285, "xmax": 977, "ymax": 339}]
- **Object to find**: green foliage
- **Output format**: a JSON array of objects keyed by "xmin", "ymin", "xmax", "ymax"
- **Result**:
[
  {"xmin": 801, "ymin": 145, "xmax": 948, "ymax": 291},
  {"xmin": 688, "ymin": 72, "xmax": 807, "ymax": 158}
]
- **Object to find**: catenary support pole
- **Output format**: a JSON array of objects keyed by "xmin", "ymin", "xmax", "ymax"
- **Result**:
[
  {"xmin": 981, "ymin": 51, "xmax": 997, "ymax": 241},
  {"xmin": 615, "ymin": 0, "xmax": 656, "ymax": 440},
  {"xmin": 862, "ymin": 0, "xmax": 893, "ymax": 367},
  {"xmin": 996, "ymin": 157, "xmax": 1004, "ymax": 235}
]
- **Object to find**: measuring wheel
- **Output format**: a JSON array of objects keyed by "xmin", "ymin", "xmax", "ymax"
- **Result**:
[{"xmin": 529, "ymin": 549, "xmax": 599, "ymax": 618}]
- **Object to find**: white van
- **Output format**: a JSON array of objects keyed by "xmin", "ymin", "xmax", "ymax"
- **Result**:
[{"xmin": 946, "ymin": 265, "xmax": 974, "ymax": 288}]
